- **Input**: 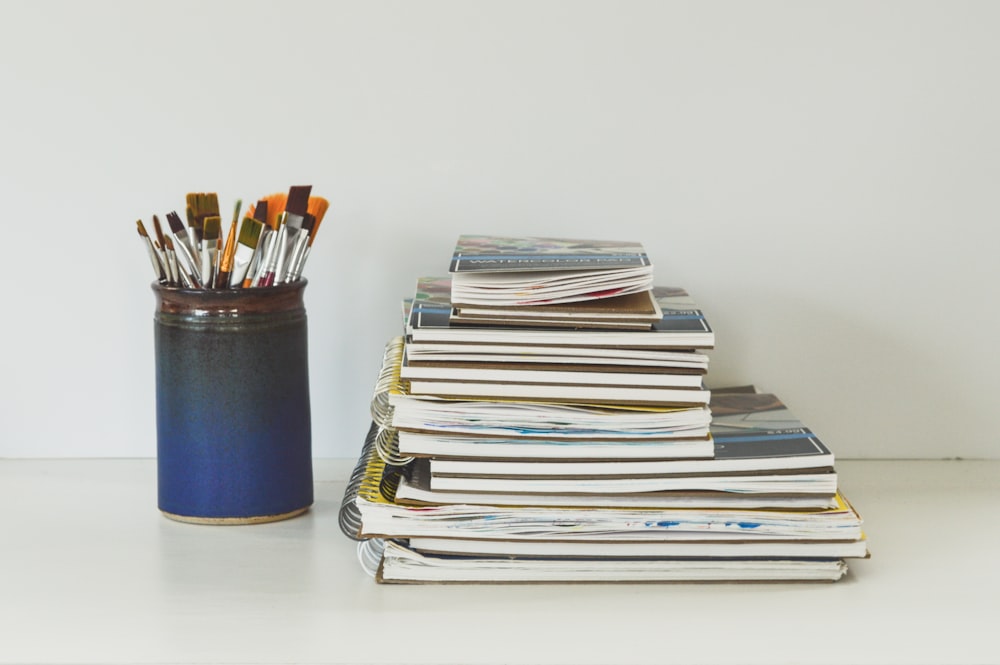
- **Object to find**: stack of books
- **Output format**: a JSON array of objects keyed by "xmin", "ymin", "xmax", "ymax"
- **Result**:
[{"xmin": 340, "ymin": 235, "xmax": 867, "ymax": 583}]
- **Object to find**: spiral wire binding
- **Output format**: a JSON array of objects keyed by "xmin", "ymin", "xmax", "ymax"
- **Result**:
[
  {"xmin": 369, "ymin": 337, "xmax": 414, "ymax": 466},
  {"xmin": 338, "ymin": 422, "xmax": 380, "ymax": 540},
  {"xmin": 357, "ymin": 538, "xmax": 386, "ymax": 578},
  {"xmin": 379, "ymin": 464, "xmax": 404, "ymax": 501}
]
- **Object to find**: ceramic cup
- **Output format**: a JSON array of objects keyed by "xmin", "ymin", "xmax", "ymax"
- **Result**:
[{"xmin": 152, "ymin": 281, "xmax": 313, "ymax": 524}]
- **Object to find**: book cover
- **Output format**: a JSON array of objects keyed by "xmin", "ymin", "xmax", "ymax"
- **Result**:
[{"xmin": 449, "ymin": 235, "xmax": 651, "ymax": 273}]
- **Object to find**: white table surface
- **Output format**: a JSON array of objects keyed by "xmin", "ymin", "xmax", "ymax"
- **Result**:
[{"xmin": 1, "ymin": 458, "xmax": 997, "ymax": 665}]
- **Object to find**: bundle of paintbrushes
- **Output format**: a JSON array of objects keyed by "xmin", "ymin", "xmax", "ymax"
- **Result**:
[{"xmin": 135, "ymin": 185, "xmax": 329, "ymax": 289}]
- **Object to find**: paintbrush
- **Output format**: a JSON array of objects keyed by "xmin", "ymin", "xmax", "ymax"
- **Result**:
[
  {"xmin": 230, "ymin": 218, "xmax": 265, "ymax": 288},
  {"xmin": 283, "ymin": 213, "xmax": 316, "ymax": 283},
  {"xmin": 217, "ymin": 204, "xmax": 239, "ymax": 289},
  {"xmin": 259, "ymin": 192, "xmax": 287, "ymax": 231},
  {"xmin": 186, "ymin": 192, "xmax": 220, "ymax": 250},
  {"xmin": 165, "ymin": 211, "xmax": 202, "ymax": 288},
  {"xmin": 184, "ymin": 204, "xmax": 201, "ymax": 251},
  {"xmin": 161, "ymin": 237, "xmax": 177, "ymax": 285},
  {"xmin": 307, "ymin": 196, "xmax": 329, "ymax": 237},
  {"xmin": 295, "ymin": 196, "xmax": 330, "ymax": 278},
  {"xmin": 164, "ymin": 236, "xmax": 192, "ymax": 287},
  {"xmin": 201, "ymin": 216, "xmax": 221, "ymax": 288},
  {"xmin": 272, "ymin": 185, "xmax": 312, "ymax": 283},
  {"xmin": 136, "ymin": 220, "xmax": 167, "ymax": 284},
  {"xmin": 254, "ymin": 214, "xmax": 284, "ymax": 287},
  {"xmin": 150, "ymin": 214, "xmax": 169, "ymax": 274},
  {"xmin": 247, "ymin": 200, "xmax": 276, "ymax": 287}
]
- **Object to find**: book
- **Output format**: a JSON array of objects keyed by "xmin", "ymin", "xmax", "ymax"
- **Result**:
[
  {"xmin": 397, "ymin": 431, "xmax": 715, "ymax": 460},
  {"xmin": 406, "ymin": 536, "xmax": 870, "ymax": 560},
  {"xmin": 373, "ymin": 540, "xmax": 852, "ymax": 583},
  {"xmin": 426, "ymin": 472, "xmax": 838, "ymax": 495},
  {"xmin": 401, "ymin": 355, "xmax": 706, "ymax": 388},
  {"xmin": 425, "ymin": 391, "xmax": 835, "ymax": 488},
  {"xmin": 395, "ymin": 458, "xmax": 839, "ymax": 509},
  {"xmin": 449, "ymin": 289, "xmax": 664, "ymax": 330},
  {"xmin": 403, "ymin": 342, "xmax": 710, "ymax": 371},
  {"xmin": 389, "ymin": 393, "xmax": 713, "ymax": 439},
  {"xmin": 358, "ymin": 478, "xmax": 861, "ymax": 542},
  {"xmin": 448, "ymin": 235, "xmax": 654, "ymax": 306},
  {"xmin": 408, "ymin": 278, "xmax": 714, "ymax": 349},
  {"xmin": 406, "ymin": 378, "xmax": 710, "ymax": 407}
]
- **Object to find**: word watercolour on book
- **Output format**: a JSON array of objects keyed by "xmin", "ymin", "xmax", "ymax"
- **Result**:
[
  {"xmin": 448, "ymin": 235, "xmax": 654, "ymax": 306},
  {"xmin": 406, "ymin": 277, "xmax": 714, "ymax": 349}
]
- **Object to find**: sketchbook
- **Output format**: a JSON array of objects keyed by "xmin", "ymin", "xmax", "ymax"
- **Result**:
[
  {"xmin": 425, "ymin": 390, "xmax": 835, "ymax": 487},
  {"xmin": 407, "ymin": 278, "xmax": 714, "ymax": 349},
  {"xmin": 448, "ymin": 235, "xmax": 654, "ymax": 307},
  {"xmin": 373, "ymin": 540, "xmax": 851, "ymax": 583},
  {"xmin": 397, "ymin": 430, "xmax": 715, "ymax": 460},
  {"xmin": 402, "ymin": 342, "xmax": 710, "ymax": 372},
  {"xmin": 406, "ymin": 536, "xmax": 870, "ymax": 560},
  {"xmin": 450, "ymin": 289, "xmax": 664, "ymax": 330},
  {"xmin": 395, "ymin": 459, "xmax": 840, "ymax": 510},
  {"xmin": 401, "ymin": 353, "xmax": 706, "ymax": 388}
]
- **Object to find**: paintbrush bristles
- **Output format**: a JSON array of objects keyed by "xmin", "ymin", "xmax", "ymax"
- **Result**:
[
  {"xmin": 220, "ymin": 220, "xmax": 238, "ymax": 272},
  {"xmin": 238, "ymin": 217, "xmax": 264, "ymax": 248},
  {"xmin": 186, "ymin": 192, "xmax": 220, "ymax": 219},
  {"xmin": 285, "ymin": 186, "xmax": 312, "ymax": 217},
  {"xmin": 152, "ymin": 215, "xmax": 167, "ymax": 247},
  {"xmin": 165, "ymin": 211, "xmax": 186, "ymax": 234},
  {"xmin": 260, "ymin": 193, "xmax": 287, "ymax": 230},
  {"xmin": 202, "ymin": 216, "xmax": 222, "ymax": 241},
  {"xmin": 306, "ymin": 196, "xmax": 329, "ymax": 246},
  {"xmin": 307, "ymin": 196, "xmax": 329, "ymax": 224}
]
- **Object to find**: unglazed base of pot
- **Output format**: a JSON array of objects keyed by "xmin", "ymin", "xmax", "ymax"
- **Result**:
[{"xmin": 160, "ymin": 506, "xmax": 310, "ymax": 525}]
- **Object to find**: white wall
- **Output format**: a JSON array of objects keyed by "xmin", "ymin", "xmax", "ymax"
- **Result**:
[{"xmin": 1, "ymin": 0, "xmax": 997, "ymax": 459}]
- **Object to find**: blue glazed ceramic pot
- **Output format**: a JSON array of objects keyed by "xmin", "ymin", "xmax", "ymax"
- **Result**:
[{"xmin": 152, "ymin": 281, "xmax": 313, "ymax": 524}]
